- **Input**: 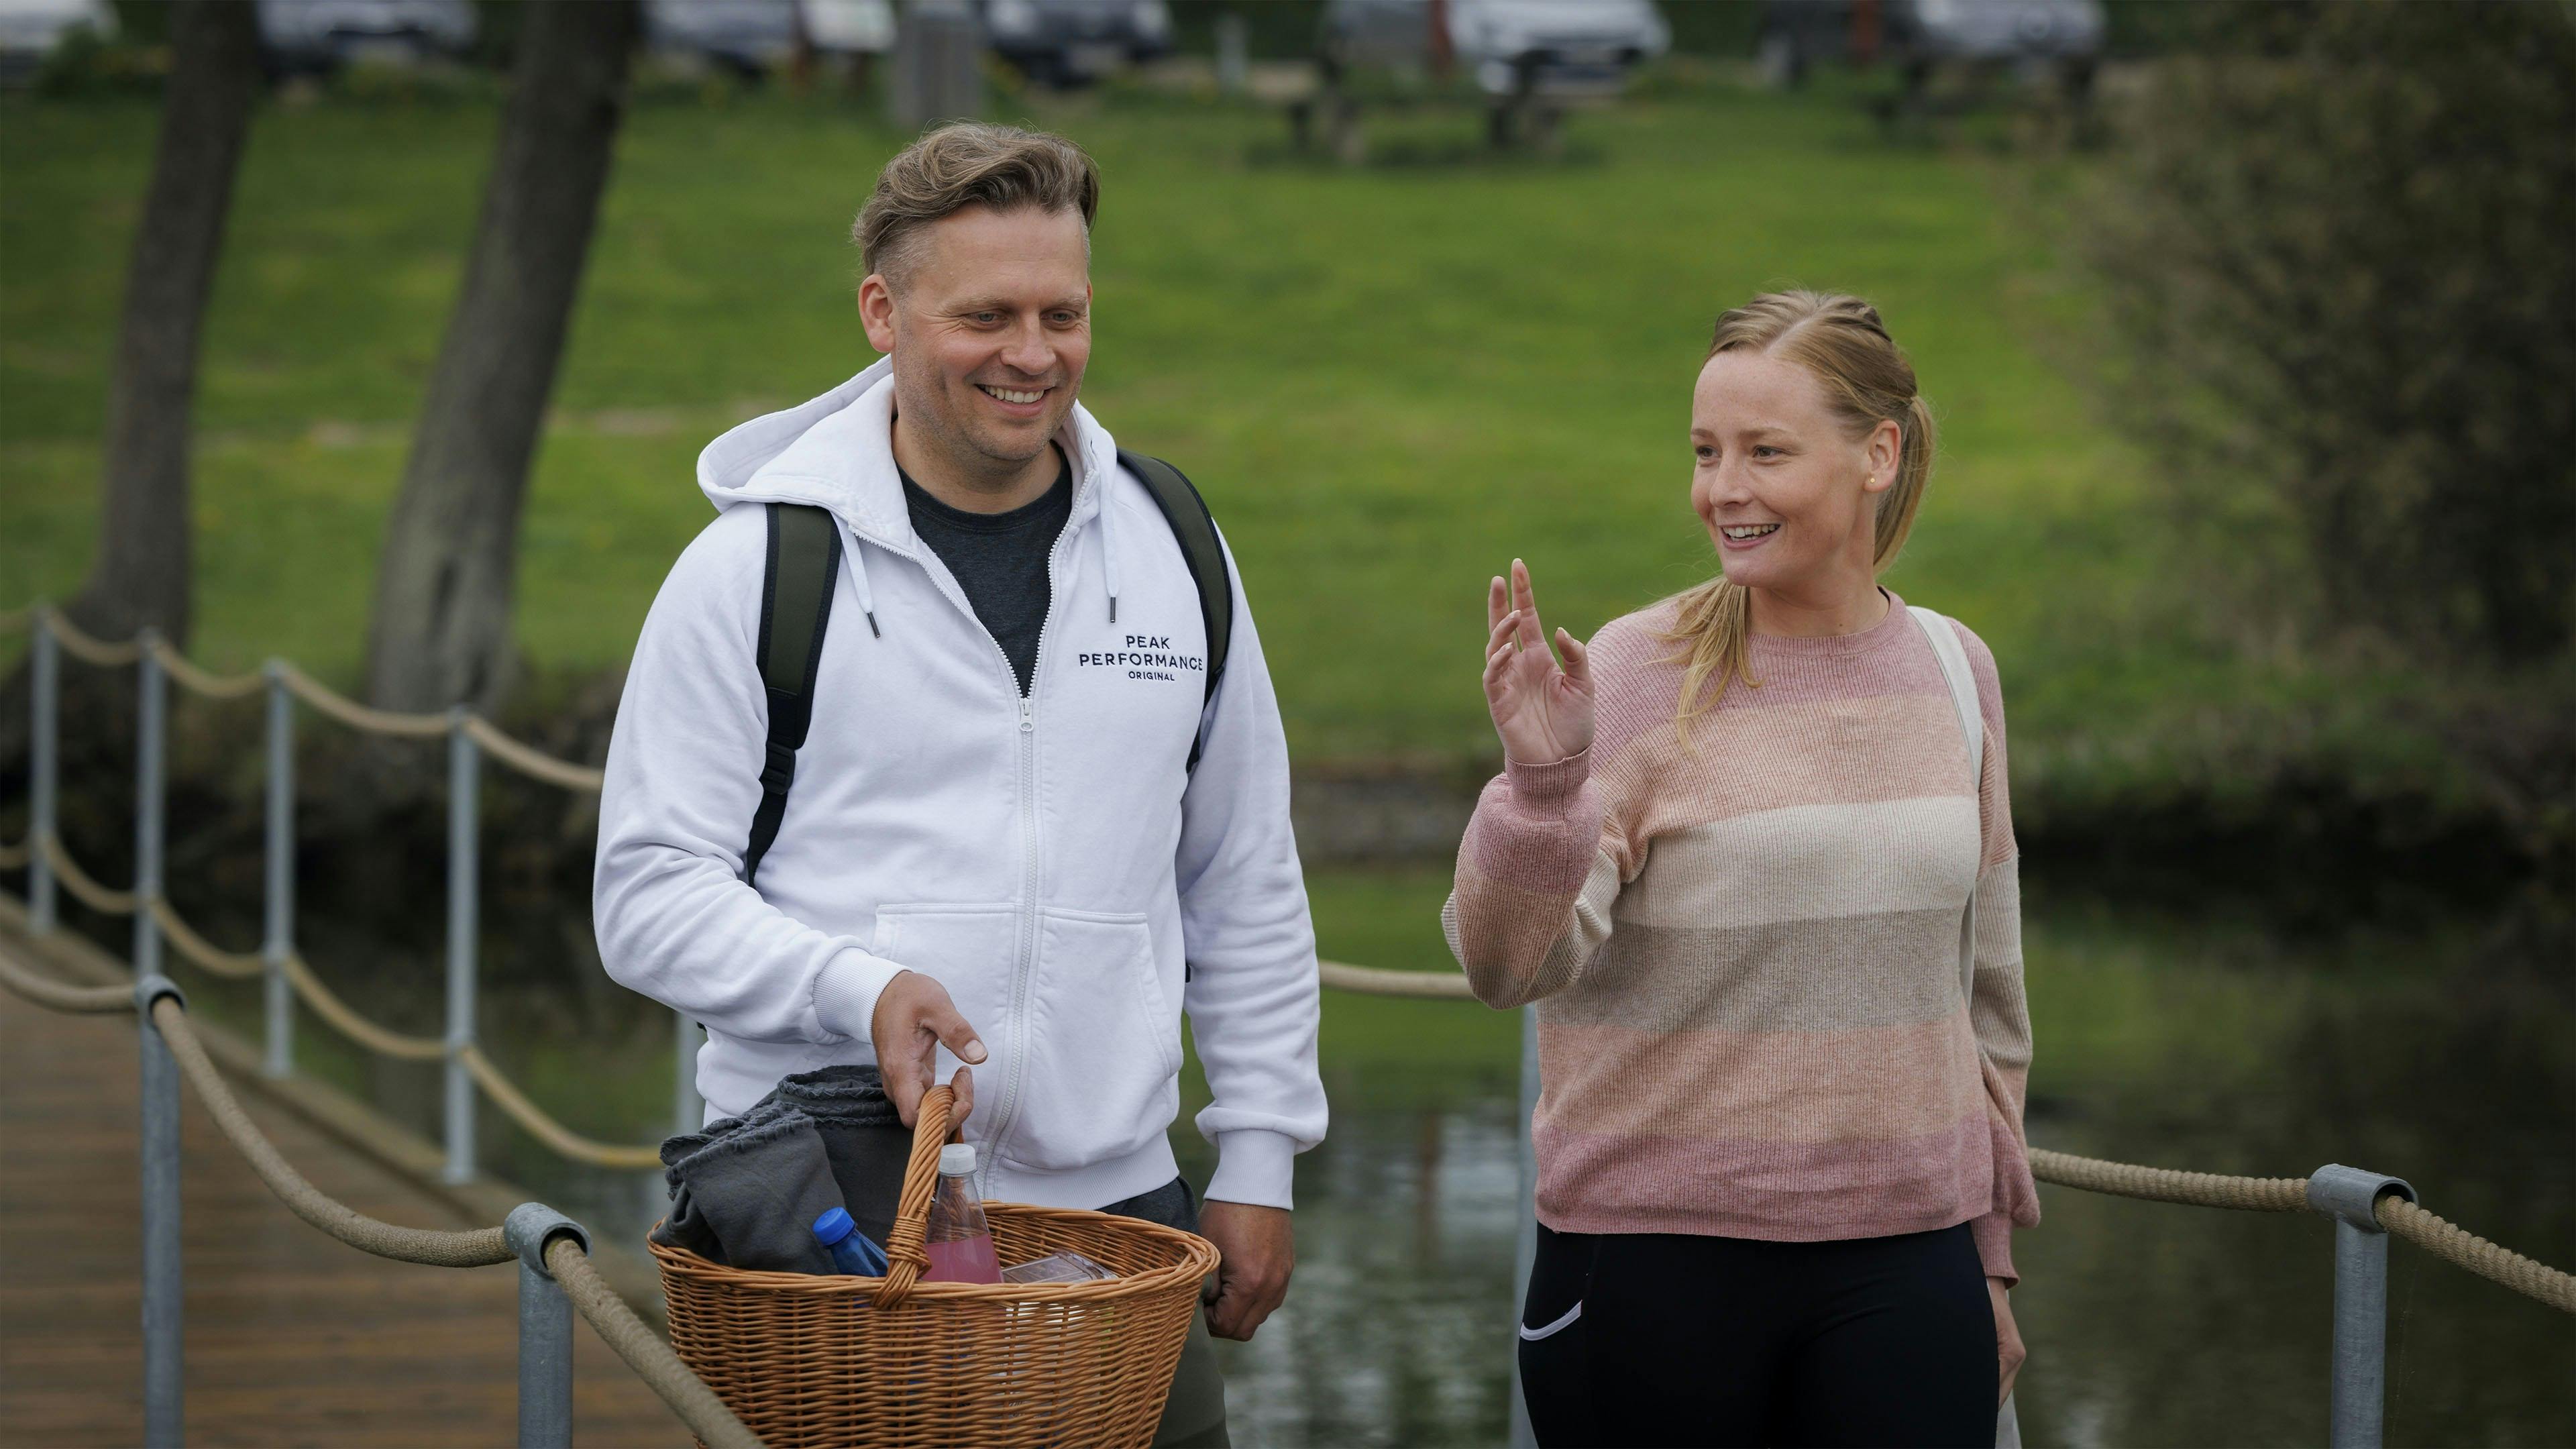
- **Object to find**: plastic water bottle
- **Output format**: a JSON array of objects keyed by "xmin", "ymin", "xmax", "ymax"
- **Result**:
[
  {"xmin": 922, "ymin": 1142, "xmax": 1002, "ymax": 1283},
  {"xmin": 811, "ymin": 1207, "xmax": 890, "ymax": 1277}
]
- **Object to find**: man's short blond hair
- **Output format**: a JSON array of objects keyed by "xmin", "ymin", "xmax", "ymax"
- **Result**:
[{"xmin": 853, "ymin": 123, "xmax": 1101, "ymax": 290}]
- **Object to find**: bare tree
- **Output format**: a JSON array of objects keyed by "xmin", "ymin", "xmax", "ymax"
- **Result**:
[
  {"xmin": 0, "ymin": 0, "xmax": 258, "ymax": 773},
  {"xmin": 362, "ymin": 0, "xmax": 641, "ymax": 714}
]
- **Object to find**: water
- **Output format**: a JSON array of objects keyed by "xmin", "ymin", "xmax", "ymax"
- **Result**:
[{"xmin": 123, "ymin": 877, "xmax": 2574, "ymax": 1447}]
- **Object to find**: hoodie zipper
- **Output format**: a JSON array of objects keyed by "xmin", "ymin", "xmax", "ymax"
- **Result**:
[
  {"xmin": 921, "ymin": 483, "xmax": 1086, "ymax": 1198},
  {"xmin": 983, "ymin": 690, "xmax": 1038, "ymax": 1197}
]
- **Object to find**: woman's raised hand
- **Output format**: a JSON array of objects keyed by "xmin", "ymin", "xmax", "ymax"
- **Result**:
[{"xmin": 1483, "ymin": 559, "xmax": 1595, "ymax": 766}]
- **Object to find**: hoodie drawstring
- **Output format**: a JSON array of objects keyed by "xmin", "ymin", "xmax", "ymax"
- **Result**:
[
  {"xmin": 1098, "ymin": 472, "xmax": 1122, "ymax": 626},
  {"xmin": 845, "ymin": 532, "xmax": 881, "ymax": 638}
]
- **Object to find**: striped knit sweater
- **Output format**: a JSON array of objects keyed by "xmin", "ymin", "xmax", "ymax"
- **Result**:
[{"xmin": 1443, "ymin": 591, "xmax": 2040, "ymax": 1281}]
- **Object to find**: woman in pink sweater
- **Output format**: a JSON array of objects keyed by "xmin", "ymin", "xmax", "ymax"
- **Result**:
[{"xmin": 1447, "ymin": 291, "xmax": 2038, "ymax": 1448}]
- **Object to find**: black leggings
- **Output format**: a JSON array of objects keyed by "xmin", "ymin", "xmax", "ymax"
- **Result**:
[{"xmin": 1517, "ymin": 1222, "xmax": 1997, "ymax": 1448}]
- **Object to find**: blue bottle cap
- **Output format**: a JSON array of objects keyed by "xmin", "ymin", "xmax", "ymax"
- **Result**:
[{"xmin": 812, "ymin": 1206, "xmax": 855, "ymax": 1245}]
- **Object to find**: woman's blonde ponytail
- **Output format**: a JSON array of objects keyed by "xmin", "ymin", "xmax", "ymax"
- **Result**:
[
  {"xmin": 1875, "ymin": 391, "xmax": 1938, "ymax": 571},
  {"xmin": 1666, "ymin": 292, "xmax": 1935, "ymax": 732}
]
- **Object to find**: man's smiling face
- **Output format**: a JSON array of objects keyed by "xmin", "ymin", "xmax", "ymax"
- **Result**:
[{"xmin": 863, "ymin": 203, "xmax": 1092, "ymax": 479}]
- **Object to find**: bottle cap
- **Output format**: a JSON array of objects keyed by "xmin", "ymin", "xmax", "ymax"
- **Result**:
[
  {"xmin": 812, "ymin": 1206, "xmax": 854, "ymax": 1245},
  {"xmin": 938, "ymin": 1143, "xmax": 977, "ymax": 1177}
]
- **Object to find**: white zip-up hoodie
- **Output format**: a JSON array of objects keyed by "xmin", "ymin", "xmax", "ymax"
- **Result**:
[{"xmin": 594, "ymin": 360, "xmax": 1326, "ymax": 1212}]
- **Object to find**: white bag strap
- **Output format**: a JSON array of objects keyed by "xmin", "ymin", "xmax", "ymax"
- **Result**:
[
  {"xmin": 1909, "ymin": 606, "xmax": 1983, "ymax": 1006},
  {"xmin": 1911, "ymin": 605, "xmax": 2023, "ymax": 1436},
  {"xmin": 1910, "ymin": 605, "xmax": 1982, "ymax": 783}
]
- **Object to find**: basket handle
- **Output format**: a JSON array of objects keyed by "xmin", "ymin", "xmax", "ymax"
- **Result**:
[{"xmin": 873, "ymin": 1082, "xmax": 957, "ymax": 1310}]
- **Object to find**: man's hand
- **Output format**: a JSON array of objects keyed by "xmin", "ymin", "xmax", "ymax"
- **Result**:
[
  {"xmin": 869, "ymin": 970, "xmax": 987, "ymax": 1128},
  {"xmin": 1198, "ymin": 1201, "xmax": 1293, "ymax": 1342},
  {"xmin": 1990, "ymin": 1277, "xmax": 2026, "ymax": 1405}
]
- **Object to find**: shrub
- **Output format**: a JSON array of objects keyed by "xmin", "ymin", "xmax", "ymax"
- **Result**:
[{"xmin": 2083, "ymin": 1, "xmax": 2576, "ymax": 668}]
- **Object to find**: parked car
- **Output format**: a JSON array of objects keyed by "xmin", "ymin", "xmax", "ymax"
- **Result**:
[
  {"xmin": 1758, "ymin": 0, "xmax": 2104, "ymax": 92},
  {"xmin": 254, "ymin": 0, "xmax": 475, "ymax": 78},
  {"xmin": 1320, "ymin": 0, "xmax": 1670, "ymax": 99},
  {"xmin": 645, "ymin": 0, "xmax": 799, "ymax": 76},
  {"xmin": 800, "ymin": 0, "xmax": 895, "ymax": 60},
  {"xmin": 0, "ymin": 0, "xmax": 114, "ymax": 81},
  {"xmin": 981, "ymin": 0, "xmax": 1171, "ymax": 87}
]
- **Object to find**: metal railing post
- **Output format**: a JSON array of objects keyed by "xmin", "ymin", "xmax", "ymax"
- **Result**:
[
  {"xmin": 445, "ymin": 708, "xmax": 479, "ymax": 1186},
  {"xmin": 2309, "ymin": 1163, "xmax": 2416, "ymax": 1448},
  {"xmin": 504, "ymin": 1203, "xmax": 588, "ymax": 1449},
  {"xmin": 262, "ymin": 663, "xmax": 294, "ymax": 1078},
  {"xmin": 138, "ymin": 974, "xmax": 186, "ymax": 1448},
  {"xmin": 29, "ymin": 607, "xmax": 58, "ymax": 933},
  {"xmin": 1509, "ymin": 1004, "xmax": 1540, "ymax": 1449},
  {"xmin": 674, "ymin": 1010, "xmax": 703, "ymax": 1134},
  {"xmin": 134, "ymin": 630, "xmax": 166, "ymax": 977}
]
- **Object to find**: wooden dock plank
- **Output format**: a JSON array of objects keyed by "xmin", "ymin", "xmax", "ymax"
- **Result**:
[{"xmin": 0, "ymin": 957, "xmax": 691, "ymax": 1447}]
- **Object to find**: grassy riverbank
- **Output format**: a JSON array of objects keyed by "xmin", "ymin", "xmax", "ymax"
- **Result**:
[{"xmin": 0, "ymin": 79, "xmax": 2513, "ymax": 853}]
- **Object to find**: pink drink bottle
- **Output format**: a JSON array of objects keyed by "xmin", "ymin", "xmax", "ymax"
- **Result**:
[{"xmin": 921, "ymin": 1142, "xmax": 1002, "ymax": 1284}]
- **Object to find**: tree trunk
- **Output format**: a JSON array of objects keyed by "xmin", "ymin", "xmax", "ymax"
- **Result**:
[
  {"xmin": 362, "ymin": 0, "xmax": 641, "ymax": 714},
  {"xmin": 0, "ymin": 0, "xmax": 258, "ymax": 779},
  {"xmin": 73, "ymin": 0, "xmax": 261, "ymax": 647}
]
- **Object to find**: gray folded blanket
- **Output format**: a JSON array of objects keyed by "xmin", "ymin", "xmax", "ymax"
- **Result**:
[
  {"xmin": 651, "ymin": 1065, "xmax": 912, "ymax": 1274},
  {"xmin": 772, "ymin": 1065, "xmax": 912, "ymax": 1249},
  {"xmin": 653, "ymin": 1108, "xmax": 843, "ymax": 1275}
]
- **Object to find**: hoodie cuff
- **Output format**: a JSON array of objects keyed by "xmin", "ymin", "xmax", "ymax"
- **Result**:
[
  {"xmin": 1205, "ymin": 1130, "xmax": 1299, "ymax": 1212},
  {"xmin": 812, "ymin": 949, "xmax": 908, "ymax": 1046},
  {"xmin": 1971, "ymin": 1211, "xmax": 2018, "ymax": 1286},
  {"xmin": 1503, "ymin": 747, "xmax": 1592, "ymax": 804}
]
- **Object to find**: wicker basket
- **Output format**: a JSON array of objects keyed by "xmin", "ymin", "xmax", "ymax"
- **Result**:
[{"xmin": 652, "ymin": 1083, "xmax": 1220, "ymax": 1448}]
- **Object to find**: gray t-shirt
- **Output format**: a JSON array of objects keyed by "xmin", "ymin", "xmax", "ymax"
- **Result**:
[{"xmin": 900, "ymin": 450, "xmax": 1073, "ymax": 696}]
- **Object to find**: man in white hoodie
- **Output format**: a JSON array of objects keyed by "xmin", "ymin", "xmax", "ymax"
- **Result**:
[{"xmin": 593, "ymin": 124, "xmax": 1325, "ymax": 1445}]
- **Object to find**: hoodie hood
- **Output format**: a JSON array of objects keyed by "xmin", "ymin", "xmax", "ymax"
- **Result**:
[{"xmin": 696, "ymin": 358, "xmax": 1121, "ymax": 555}]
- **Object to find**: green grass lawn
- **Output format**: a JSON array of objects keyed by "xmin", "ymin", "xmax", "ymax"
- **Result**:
[{"xmin": 0, "ymin": 80, "xmax": 2440, "ymax": 808}]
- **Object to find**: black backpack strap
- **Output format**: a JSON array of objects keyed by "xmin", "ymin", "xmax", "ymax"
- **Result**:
[
  {"xmin": 1119, "ymin": 449, "xmax": 1233, "ymax": 771},
  {"xmin": 743, "ymin": 502, "xmax": 842, "ymax": 885}
]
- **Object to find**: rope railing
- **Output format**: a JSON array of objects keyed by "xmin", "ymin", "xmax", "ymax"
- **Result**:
[
  {"xmin": 543, "ymin": 1232, "xmax": 761, "ymax": 1449},
  {"xmin": 152, "ymin": 991, "xmax": 515, "ymax": 1267},
  {"xmin": 1321, "ymin": 957, "xmax": 1479, "ymax": 999},
  {"xmin": 0, "ymin": 951, "xmax": 763, "ymax": 1447},
  {"xmin": 39, "ymin": 821, "xmax": 653, "ymax": 1153},
  {"xmin": 2379, "ymin": 1196, "xmax": 2576, "ymax": 1314},
  {"xmin": 280, "ymin": 950, "xmax": 449, "ymax": 1061},
  {"xmin": 148, "ymin": 896, "xmax": 266, "ymax": 979},
  {"xmin": 15, "ymin": 608, "xmax": 608, "ymax": 782},
  {"xmin": 146, "ymin": 634, "xmax": 264, "ymax": 700},
  {"xmin": 13, "ymin": 596, "xmax": 2572, "ymax": 1340},
  {"xmin": 13, "ymin": 604, "xmax": 655, "ymax": 1179},
  {"xmin": 39, "ymin": 828, "xmax": 138, "ymax": 914},
  {"xmin": 283, "ymin": 944, "xmax": 652, "ymax": 1157},
  {"xmin": 2028, "ymin": 1146, "xmax": 2310, "ymax": 1214},
  {"xmin": 45, "ymin": 608, "xmax": 143, "ymax": 667},
  {"xmin": 0, "ymin": 836, "xmax": 26, "ymax": 871},
  {"xmin": 463, "ymin": 713, "xmax": 607, "ymax": 792},
  {"xmin": 458, "ymin": 1042, "xmax": 663, "ymax": 1170},
  {"xmin": 0, "ymin": 944, "xmax": 138, "ymax": 1013},
  {"xmin": 272, "ymin": 660, "xmax": 451, "ymax": 739},
  {"xmin": 46, "ymin": 806, "xmax": 656, "ymax": 1151},
  {"xmin": 2030, "ymin": 1147, "xmax": 2575, "ymax": 1312}
]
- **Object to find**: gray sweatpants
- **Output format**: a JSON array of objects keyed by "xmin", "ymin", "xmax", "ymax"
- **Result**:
[{"xmin": 1101, "ymin": 1178, "xmax": 1230, "ymax": 1448}]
